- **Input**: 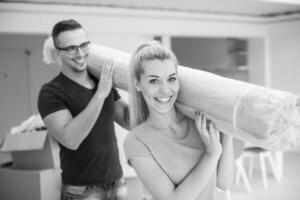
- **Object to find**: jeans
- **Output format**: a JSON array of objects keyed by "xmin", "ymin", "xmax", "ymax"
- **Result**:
[{"xmin": 61, "ymin": 179, "xmax": 128, "ymax": 200}]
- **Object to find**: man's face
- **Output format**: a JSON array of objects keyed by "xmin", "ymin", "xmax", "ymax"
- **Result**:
[{"xmin": 56, "ymin": 28, "xmax": 89, "ymax": 73}]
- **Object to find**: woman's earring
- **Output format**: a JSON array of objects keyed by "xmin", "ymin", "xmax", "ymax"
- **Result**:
[{"xmin": 135, "ymin": 80, "xmax": 141, "ymax": 92}]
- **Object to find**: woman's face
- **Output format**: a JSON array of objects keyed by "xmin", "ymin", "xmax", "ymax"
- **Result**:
[{"xmin": 136, "ymin": 59, "xmax": 179, "ymax": 115}]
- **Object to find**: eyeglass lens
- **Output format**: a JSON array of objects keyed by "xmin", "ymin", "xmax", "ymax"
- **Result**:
[{"xmin": 58, "ymin": 41, "xmax": 91, "ymax": 54}]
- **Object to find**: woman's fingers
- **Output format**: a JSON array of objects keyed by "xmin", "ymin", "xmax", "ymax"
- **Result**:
[
  {"xmin": 195, "ymin": 111, "xmax": 210, "ymax": 140},
  {"xmin": 194, "ymin": 111, "xmax": 222, "ymax": 155},
  {"xmin": 211, "ymin": 122, "xmax": 220, "ymax": 141},
  {"xmin": 194, "ymin": 111, "xmax": 202, "ymax": 131},
  {"xmin": 208, "ymin": 121, "xmax": 214, "ymax": 134},
  {"xmin": 195, "ymin": 111, "xmax": 220, "ymax": 141},
  {"xmin": 216, "ymin": 130, "xmax": 220, "ymax": 141},
  {"xmin": 201, "ymin": 113, "xmax": 205, "ymax": 131}
]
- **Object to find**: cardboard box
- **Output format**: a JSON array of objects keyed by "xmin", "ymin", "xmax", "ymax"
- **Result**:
[
  {"xmin": 0, "ymin": 130, "xmax": 60, "ymax": 169},
  {"xmin": 0, "ymin": 167, "xmax": 61, "ymax": 200}
]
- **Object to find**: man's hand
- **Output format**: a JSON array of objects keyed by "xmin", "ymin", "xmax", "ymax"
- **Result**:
[{"xmin": 97, "ymin": 59, "xmax": 114, "ymax": 98}]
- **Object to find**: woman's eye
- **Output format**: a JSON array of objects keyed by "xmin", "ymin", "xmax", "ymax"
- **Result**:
[
  {"xmin": 149, "ymin": 79, "xmax": 158, "ymax": 84},
  {"xmin": 169, "ymin": 77, "xmax": 177, "ymax": 82}
]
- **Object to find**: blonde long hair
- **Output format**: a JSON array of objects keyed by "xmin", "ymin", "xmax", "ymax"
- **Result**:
[{"xmin": 129, "ymin": 41, "xmax": 178, "ymax": 128}]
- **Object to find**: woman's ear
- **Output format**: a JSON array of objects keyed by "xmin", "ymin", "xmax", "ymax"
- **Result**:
[{"xmin": 134, "ymin": 79, "xmax": 141, "ymax": 92}]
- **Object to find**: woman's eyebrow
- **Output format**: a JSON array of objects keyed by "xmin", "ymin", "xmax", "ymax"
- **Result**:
[
  {"xmin": 147, "ymin": 75, "xmax": 159, "ymax": 78},
  {"xmin": 147, "ymin": 72, "xmax": 177, "ymax": 78},
  {"xmin": 169, "ymin": 72, "xmax": 177, "ymax": 77}
]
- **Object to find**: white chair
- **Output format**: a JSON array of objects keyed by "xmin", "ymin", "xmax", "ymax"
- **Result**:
[
  {"xmin": 220, "ymin": 140, "xmax": 280, "ymax": 200},
  {"xmin": 233, "ymin": 139, "xmax": 253, "ymax": 193},
  {"xmin": 240, "ymin": 146, "xmax": 279, "ymax": 189},
  {"xmin": 222, "ymin": 139, "xmax": 251, "ymax": 200},
  {"xmin": 235, "ymin": 156, "xmax": 253, "ymax": 193}
]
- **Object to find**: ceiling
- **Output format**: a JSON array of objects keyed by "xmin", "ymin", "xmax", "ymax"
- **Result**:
[{"xmin": 4, "ymin": 0, "xmax": 300, "ymax": 17}]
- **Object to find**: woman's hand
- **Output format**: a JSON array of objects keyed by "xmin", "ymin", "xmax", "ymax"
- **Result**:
[
  {"xmin": 96, "ymin": 59, "xmax": 114, "ymax": 98},
  {"xmin": 195, "ymin": 111, "xmax": 222, "ymax": 157}
]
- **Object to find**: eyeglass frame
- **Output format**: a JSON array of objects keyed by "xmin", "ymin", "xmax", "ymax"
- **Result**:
[{"xmin": 56, "ymin": 41, "xmax": 91, "ymax": 55}]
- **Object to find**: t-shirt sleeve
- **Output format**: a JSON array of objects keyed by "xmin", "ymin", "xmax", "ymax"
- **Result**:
[
  {"xmin": 38, "ymin": 85, "xmax": 68, "ymax": 119},
  {"xmin": 123, "ymin": 133, "xmax": 152, "ymax": 166},
  {"xmin": 112, "ymin": 87, "xmax": 121, "ymax": 101}
]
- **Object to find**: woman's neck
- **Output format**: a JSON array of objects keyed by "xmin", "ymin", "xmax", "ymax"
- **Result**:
[
  {"xmin": 147, "ymin": 107, "xmax": 186, "ymax": 130},
  {"xmin": 146, "ymin": 107, "xmax": 190, "ymax": 139}
]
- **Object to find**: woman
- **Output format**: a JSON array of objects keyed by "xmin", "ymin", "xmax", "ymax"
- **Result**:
[{"xmin": 124, "ymin": 41, "xmax": 235, "ymax": 200}]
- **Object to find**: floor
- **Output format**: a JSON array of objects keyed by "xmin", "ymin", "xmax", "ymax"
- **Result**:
[{"xmin": 227, "ymin": 152, "xmax": 300, "ymax": 200}]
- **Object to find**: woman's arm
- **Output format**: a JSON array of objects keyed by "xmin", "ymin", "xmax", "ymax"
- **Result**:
[
  {"xmin": 131, "ymin": 151, "xmax": 220, "ymax": 200},
  {"xmin": 130, "ymin": 113, "xmax": 222, "ymax": 200},
  {"xmin": 216, "ymin": 133, "xmax": 235, "ymax": 190}
]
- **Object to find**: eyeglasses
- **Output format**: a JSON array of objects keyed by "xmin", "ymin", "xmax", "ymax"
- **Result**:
[{"xmin": 56, "ymin": 41, "xmax": 91, "ymax": 55}]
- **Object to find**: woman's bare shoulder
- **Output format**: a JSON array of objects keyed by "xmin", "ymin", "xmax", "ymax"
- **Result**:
[{"xmin": 129, "ymin": 122, "xmax": 149, "ymax": 136}]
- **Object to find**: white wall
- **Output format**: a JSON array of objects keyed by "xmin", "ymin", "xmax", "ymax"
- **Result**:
[
  {"xmin": 0, "ymin": 3, "xmax": 267, "ymax": 37},
  {"xmin": 0, "ymin": 34, "xmax": 59, "ymax": 116},
  {"xmin": 172, "ymin": 37, "xmax": 234, "ymax": 70},
  {"xmin": 266, "ymin": 20, "xmax": 300, "ymax": 152},
  {"xmin": 248, "ymin": 38, "xmax": 267, "ymax": 86},
  {"xmin": 171, "ymin": 37, "xmax": 249, "ymax": 82},
  {"xmin": 266, "ymin": 20, "xmax": 300, "ymax": 93}
]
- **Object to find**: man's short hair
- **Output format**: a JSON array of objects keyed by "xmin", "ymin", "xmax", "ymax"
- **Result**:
[{"xmin": 52, "ymin": 19, "xmax": 82, "ymax": 47}]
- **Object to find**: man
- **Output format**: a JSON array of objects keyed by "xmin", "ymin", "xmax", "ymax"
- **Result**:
[{"xmin": 38, "ymin": 19, "xmax": 129, "ymax": 200}]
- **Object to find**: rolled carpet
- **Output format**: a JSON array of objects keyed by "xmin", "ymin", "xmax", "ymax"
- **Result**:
[
  {"xmin": 42, "ymin": 38, "xmax": 300, "ymax": 151},
  {"xmin": 87, "ymin": 44, "xmax": 300, "ymax": 151}
]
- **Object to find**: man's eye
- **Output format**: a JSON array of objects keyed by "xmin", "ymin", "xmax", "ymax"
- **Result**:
[
  {"xmin": 66, "ymin": 46, "xmax": 77, "ymax": 51},
  {"xmin": 80, "ymin": 42, "xmax": 89, "ymax": 48}
]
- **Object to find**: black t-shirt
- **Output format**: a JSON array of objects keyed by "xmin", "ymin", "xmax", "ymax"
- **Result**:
[{"xmin": 38, "ymin": 72, "xmax": 123, "ymax": 185}]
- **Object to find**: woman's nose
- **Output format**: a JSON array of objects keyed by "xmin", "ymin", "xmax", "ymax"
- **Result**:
[{"xmin": 159, "ymin": 82, "xmax": 171, "ymax": 94}]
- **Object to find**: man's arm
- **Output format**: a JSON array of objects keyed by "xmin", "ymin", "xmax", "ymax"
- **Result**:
[
  {"xmin": 114, "ymin": 98, "xmax": 130, "ymax": 130},
  {"xmin": 43, "ymin": 92, "xmax": 108, "ymax": 150},
  {"xmin": 43, "ymin": 63, "xmax": 114, "ymax": 150}
]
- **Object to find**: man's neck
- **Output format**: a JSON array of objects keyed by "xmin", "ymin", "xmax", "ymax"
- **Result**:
[{"xmin": 62, "ymin": 68, "xmax": 95, "ymax": 89}]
